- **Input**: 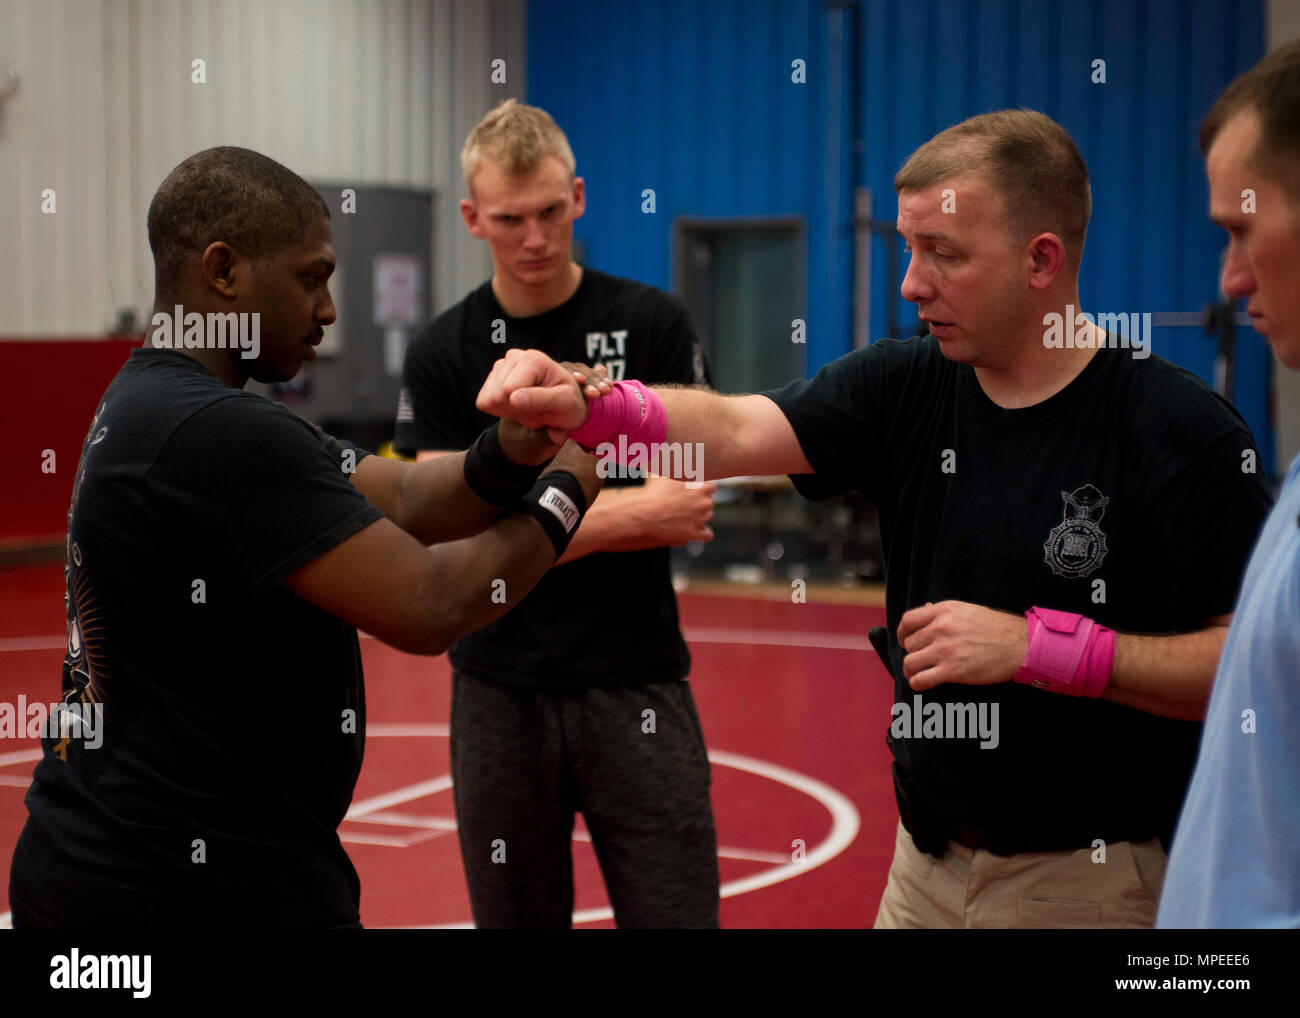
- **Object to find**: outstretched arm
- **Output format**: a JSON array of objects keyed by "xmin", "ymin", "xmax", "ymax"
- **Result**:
[{"xmin": 475, "ymin": 348, "xmax": 815, "ymax": 479}]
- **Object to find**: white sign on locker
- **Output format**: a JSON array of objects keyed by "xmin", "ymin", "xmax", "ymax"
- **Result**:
[{"xmin": 373, "ymin": 253, "xmax": 423, "ymax": 327}]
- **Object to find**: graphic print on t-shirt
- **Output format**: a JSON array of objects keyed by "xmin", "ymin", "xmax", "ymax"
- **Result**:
[
  {"xmin": 59, "ymin": 402, "xmax": 111, "ymax": 761},
  {"xmin": 585, "ymin": 330, "xmax": 628, "ymax": 380},
  {"xmin": 1043, "ymin": 483, "xmax": 1110, "ymax": 579},
  {"xmin": 395, "ymin": 386, "xmax": 414, "ymax": 424},
  {"xmin": 58, "ymin": 557, "xmax": 106, "ymax": 762}
]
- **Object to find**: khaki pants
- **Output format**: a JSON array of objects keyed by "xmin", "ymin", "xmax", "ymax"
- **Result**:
[{"xmin": 874, "ymin": 820, "xmax": 1167, "ymax": 928}]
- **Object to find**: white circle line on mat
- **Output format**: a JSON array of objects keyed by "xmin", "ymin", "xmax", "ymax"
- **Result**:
[{"xmin": 363, "ymin": 732, "xmax": 861, "ymax": 928}]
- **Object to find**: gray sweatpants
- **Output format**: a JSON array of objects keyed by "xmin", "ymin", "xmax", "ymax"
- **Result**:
[{"xmin": 450, "ymin": 672, "xmax": 721, "ymax": 928}]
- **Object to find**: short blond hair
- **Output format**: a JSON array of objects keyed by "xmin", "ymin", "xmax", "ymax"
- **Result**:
[
  {"xmin": 894, "ymin": 109, "xmax": 1091, "ymax": 265},
  {"xmin": 461, "ymin": 99, "xmax": 576, "ymax": 196}
]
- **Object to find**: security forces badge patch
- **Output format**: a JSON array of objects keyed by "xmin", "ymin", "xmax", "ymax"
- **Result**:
[{"xmin": 1044, "ymin": 484, "xmax": 1109, "ymax": 578}]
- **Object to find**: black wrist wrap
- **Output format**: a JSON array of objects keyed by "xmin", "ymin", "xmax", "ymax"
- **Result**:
[
  {"xmin": 463, "ymin": 423, "xmax": 546, "ymax": 507},
  {"xmin": 513, "ymin": 470, "xmax": 589, "ymax": 559}
]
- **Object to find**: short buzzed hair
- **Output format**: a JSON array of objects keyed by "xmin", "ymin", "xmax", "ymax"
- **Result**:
[
  {"xmin": 894, "ymin": 109, "xmax": 1092, "ymax": 266},
  {"xmin": 147, "ymin": 146, "xmax": 329, "ymax": 299},
  {"xmin": 461, "ymin": 99, "xmax": 576, "ymax": 197},
  {"xmin": 1200, "ymin": 38, "xmax": 1300, "ymax": 198}
]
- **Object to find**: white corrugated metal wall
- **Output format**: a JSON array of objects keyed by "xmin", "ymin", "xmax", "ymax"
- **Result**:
[{"xmin": 0, "ymin": 0, "xmax": 525, "ymax": 336}]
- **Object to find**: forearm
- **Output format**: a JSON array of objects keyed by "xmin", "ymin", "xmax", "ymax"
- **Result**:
[
  {"xmin": 396, "ymin": 452, "xmax": 505, "ymax": 544},
  {"xmin": 555, "ymin": 487, "xmax": 650, "ymax": 564},
  {"xmin": 655, "ymin": 386, "xmax": 750, "ymax": 479},
  {"xmin": 424, "ymin": 445, "xmax": 604, "ymax": 646},
  {"xmin": 655, "ymin": 388, "xmax": 810, "ymax": 478},
  {"xmin": 347, "ymin": 451, "xmax": 500, "ymax": 544},
  {"xmin": 424, "ymin": 515, "xmax": 558, "ymax": 646},
  {"xmin": 898, "ymin": 600, "xmax": 1230, "ymax": 724},
  {"xmin": 359, "ymin": 425, "xmax": 556, "ymax": 545},
  {"xmin": 1102, "ymin": 627, "xmax": 1229, "ymax": 721}
]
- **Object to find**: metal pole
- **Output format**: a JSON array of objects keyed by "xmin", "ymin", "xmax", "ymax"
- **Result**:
[{"xmin": 855, "ymin": 188, "xmax": 871, "ymax": 349}]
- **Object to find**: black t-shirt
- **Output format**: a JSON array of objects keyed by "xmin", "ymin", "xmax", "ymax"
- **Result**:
[
  {"xmin": 11, "ymin": 348, "xmax": 383, "ymax": 927},
  {"xmin": 394, "ymin": 267, "xmax": 707, "ymax": 688},
  {"xmin": 764, "ymin": 336, "xmax": 1274, "ymax": 851}
]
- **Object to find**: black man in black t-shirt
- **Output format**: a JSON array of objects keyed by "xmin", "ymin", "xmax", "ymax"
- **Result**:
[{"xmin": 9, "ymin": 145, "xmax": 603, "ymax": 928}]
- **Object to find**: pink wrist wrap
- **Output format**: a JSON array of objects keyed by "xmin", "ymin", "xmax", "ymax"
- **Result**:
[
  {"xmin": 567, "ymin": 380, "xmax": 668, "ymax": 458},
  {"xmin": 1013, "ymin": 607, "xmax": 1115, "ymax": 697}
]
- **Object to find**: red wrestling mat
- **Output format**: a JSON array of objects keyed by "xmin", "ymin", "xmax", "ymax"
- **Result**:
[{"xmin": 0, "ymin": 563, "xmax": 896, "ymax": 928}]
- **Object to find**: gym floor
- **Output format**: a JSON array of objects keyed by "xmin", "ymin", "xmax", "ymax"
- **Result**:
[{"xmin": 0, "ymin": 564, "xmax": 896, "ymax": 928}]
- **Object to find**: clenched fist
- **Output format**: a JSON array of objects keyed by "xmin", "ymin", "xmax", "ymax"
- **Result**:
[
  {"xmin": 476, "ymin": 349, "xmax": 612, "ymax": 444},
  {"xmin": 897, "ymin": 600, "xmax": 1028, "ymax": 690}
]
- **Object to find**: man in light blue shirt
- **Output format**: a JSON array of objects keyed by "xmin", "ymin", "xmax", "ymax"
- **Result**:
[{"xmin": 1159, "ymin": 39, "xmax": 1300, "ymax": 928}]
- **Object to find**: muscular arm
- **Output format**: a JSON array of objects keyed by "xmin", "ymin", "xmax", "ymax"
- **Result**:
[
  {"xmin": 351, "ymin": 421, "xmax": 558, "ymax": 545},
  {"xmin": 285, "ymin": 441, "xmax": 602, "ymax": 655}
]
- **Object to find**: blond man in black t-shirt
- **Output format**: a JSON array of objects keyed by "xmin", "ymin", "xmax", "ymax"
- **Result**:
[{"xmin": 396, "ymin": 100, "xmax": 722, "ymax": 928}]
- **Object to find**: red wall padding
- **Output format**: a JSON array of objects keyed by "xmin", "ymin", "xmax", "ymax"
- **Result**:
[{"xmin": 0, "ymin": 339, "xmax": 142, "ymax": 543}]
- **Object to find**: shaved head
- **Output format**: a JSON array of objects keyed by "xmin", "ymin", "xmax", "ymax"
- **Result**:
[{"xmin": 147, "ymin": 146, "xmax": 330, "ymax": 301}]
